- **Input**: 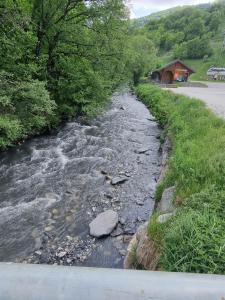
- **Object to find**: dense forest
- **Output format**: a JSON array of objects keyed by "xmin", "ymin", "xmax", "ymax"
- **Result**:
[
  {"xmin": 0, "ymin": 0, "xmax": 157, "ymax": 149},
  {"xmin": 141, "ymin": 1, "xmax": 225, "ymax": 60}
]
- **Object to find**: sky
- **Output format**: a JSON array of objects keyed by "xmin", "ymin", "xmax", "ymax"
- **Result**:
[{"xmin": 128, "ymin": 0, "xmax": 215, "ymax": 18}]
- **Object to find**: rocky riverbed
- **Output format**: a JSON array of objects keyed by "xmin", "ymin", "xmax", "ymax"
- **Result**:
[{"xmin": 0, "ymin": 90, "xmax": 162, "ymax": 268}]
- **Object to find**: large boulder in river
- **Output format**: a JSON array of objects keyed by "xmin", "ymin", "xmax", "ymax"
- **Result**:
[{"xmin": 89, "ymin": 210, "xmax": 119, "ymax": 238}]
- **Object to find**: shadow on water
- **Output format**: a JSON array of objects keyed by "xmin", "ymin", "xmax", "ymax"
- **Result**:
[{"xmin": 0, "ymin": 91, "xmax": 162, "ymax": 268}]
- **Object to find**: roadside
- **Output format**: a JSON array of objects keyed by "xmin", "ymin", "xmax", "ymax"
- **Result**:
[{"xmin": 168, "ymin": 82, "xmax": 225, "ymax": 118}]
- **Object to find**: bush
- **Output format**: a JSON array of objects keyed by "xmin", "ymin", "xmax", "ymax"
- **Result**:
[
  {"xmin": 0, "ymin": 72, "xmax": 57, "ymax": 148},
  {"xmin": 13, "ymin": 80, "xmax": 56, "ymax": 133},
  {"xmin": 0, "ymin": 116, "xmax": 23, "ymax": 149}
]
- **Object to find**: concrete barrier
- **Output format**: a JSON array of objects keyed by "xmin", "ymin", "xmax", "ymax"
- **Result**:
[{"xmin": 0, "ymin": 263, "xmax": 225, "ymax": 300}]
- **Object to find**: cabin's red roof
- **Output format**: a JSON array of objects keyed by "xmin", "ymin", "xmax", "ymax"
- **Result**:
[{"xmin": 156, "ymin": 59, "xmax": 195, "ymax": 73}]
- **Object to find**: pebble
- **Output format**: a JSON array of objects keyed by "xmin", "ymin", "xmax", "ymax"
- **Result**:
[
  {"xmin": 101, "ymin": 170, "xmax": 108, "ymax": 175},
  {"xmin": 66, "ymin": 190, "xmax": 73, "ymax": 195},
  {"xmin": 123, "ymin": 235, "xmax": 132, "ymax": 243},
  {"xmin": 45, "ymin": 226, "xmax": 54, "ymax": 232},
  {"xmin": 136, "ymin": 200, "xmax": 144, "ymax": 206},
  {"xmin": 105, "ymin": 193, "xmax": 113, "ymax": 199},
  {"xmin": 110, "ymin": 227, "xmax": 124, "ymax": 237},
  {"xmin": 119, "ymin": 217, "xmax": 126, "ymax": 225},
  {"xmin": 119, "ymin": 250, "xmax": 127, "ymax": 256},
  {"xmin": 57, "ymin": 251, "xmax": 67, "ymax": 258},
  {"xmin": 111, "ymin": 176, "xmax": 129, "ymax": 185},
  {"xmin": 52, "ymin": 209, "xmax": 59, "ymax": 215}
]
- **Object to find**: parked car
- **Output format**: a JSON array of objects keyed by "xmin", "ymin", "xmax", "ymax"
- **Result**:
[{"xmin": 207, "ymin": 67, "xmax": 225, "ymax": 80}]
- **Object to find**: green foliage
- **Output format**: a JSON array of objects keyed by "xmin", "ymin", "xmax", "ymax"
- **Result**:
[
  {"xmin": 0, "ymin": 70, "xmax": 56, "ymax": 147},
  {"xmin": 0, "ymin": 0, "xmax": 134, "ymax": 149},
  {"xmin": 173, "ymin": 36, "xmax": 213, "ymax": 59},
  {"xmin": 144, "ymin": 2, "xmax": 225, "ymax": 60},
  {"xmin": 126, "ymin": 33, "xmax": 158, "ymax": 85},
  {"xmin": 0, "ymin": 116, "xmax": 23, "ymax": 149},
  {"xmin": 136, "ymin": 84, "xmax": 225, "ymax": 274},
  {"xmin": 13, "ymin": 80, "xmax": 56, "ymax": 133}
]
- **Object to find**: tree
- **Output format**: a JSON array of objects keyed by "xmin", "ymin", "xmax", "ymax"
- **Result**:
[
  {"xmin": 0, "ymin": 0, "xmax": 132, "ymax": 148},
  {"xmin": 127, "ymin": 33, "xmax": 158, "ymax": 85}
]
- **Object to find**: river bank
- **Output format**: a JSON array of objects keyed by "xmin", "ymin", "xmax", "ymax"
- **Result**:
[
  {"xmin": 133, "ymin": 84, "xmax": 225, "ymax": 274},
  {"xmin": 0, "ymin": 91, "xmax": 162, "ymax": 268}
]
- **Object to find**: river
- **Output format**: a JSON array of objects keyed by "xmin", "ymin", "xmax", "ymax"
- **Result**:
[{"xmin": 0, "ymin": 91, "xmax": 161, "ymax": 268}]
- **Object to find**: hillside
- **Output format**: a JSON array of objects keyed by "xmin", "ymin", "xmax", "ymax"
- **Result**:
[
  {"xmin": 133, "ymin": 3, "xmax": 211, "ymax": 27},
  {"xmin": 137, "ymin": 1, "xmax": 225, "ymax": 81}
]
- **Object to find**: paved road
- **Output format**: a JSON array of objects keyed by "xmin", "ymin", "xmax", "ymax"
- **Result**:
[{"xmin": 168, "ymin": 82, "xmax": 225, "ymax": 118}]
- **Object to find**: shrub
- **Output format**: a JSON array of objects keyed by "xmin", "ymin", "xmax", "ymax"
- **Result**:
[
  {"xmin": 0, "ymin": 71, "xmax": 57, "ymax": 148},
  {"xmin": 0, "ymin": 116, "xmax": 23, "ymax": 149},
  {"xmin": 13, "ymin": 80, "xmax": 56, "ymax": 133}
]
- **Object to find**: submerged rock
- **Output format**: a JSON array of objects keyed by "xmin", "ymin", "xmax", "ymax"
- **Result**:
[
  {"xmin": 111, "ymin": 176, "xmax": 128, "ymax": 185},
  {"xmin": 110, "ymin": 226, "xmax": 124, "ymax": 237},
  {"xmin": 135, "ymin": 147, "xmax": 152, "ymax": 154},
  {"xmin": 89, "ymin": 210, "xmax": 119, "ymax": 238},
  {"xmin": 136, "ymin": 199, "xmax": 144, "ymax": 206}
]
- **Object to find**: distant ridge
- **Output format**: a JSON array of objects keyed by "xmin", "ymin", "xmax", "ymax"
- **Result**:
[{"xmin": 132, "ymin": 3, "xmax": 211, "ymax": 27}]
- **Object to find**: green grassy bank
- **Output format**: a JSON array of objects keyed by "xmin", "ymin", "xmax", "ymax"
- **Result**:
[{"xmin": 136, "ymin": 84, "xmax": 225, "ymax": 274}]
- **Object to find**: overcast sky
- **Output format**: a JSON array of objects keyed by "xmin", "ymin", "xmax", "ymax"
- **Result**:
[{"xmin": 128, "ymin": 0, "xmax": 215, "ymax": 18}]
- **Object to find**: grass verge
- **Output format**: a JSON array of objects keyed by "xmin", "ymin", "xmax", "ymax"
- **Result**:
[{"xmin": 136, "ymin": 84, "xmax": 225, "ymax": 274}]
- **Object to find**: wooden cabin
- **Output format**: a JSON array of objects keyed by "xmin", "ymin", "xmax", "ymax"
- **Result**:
[{"xmin": 151, "ymin": 59, "xmax": 195, "ymax": 84}]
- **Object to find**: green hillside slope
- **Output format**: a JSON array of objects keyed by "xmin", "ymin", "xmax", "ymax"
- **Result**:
[
  {"xmin": 133, "ymin": 3, "xmax": 211, "ymax": 27},
  {"xmin": 138, "ymin": 1, "xmax": 225, "ymax": 81}
]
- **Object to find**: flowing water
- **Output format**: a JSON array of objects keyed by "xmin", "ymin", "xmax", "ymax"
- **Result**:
[{"xmin": 0, "ymin": 91, "xmax": 161, "ymax": 268}]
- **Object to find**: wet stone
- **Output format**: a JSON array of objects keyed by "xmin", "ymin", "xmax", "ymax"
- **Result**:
[
  {"xmin": 135, "ymin": 147, "xmax": 152, "ymax": 154},
  {"xmin": 119, "ymin": 250, "xmax": 127, "ymax": 257},
  {"xmin": 137, "ymin": 216, "xmax": 143, "ymax": 222},
  {"xmin": 119, "ymin": 217, "xmax": 126, "ymax": 225},
  {"xmin": 123, "ymin": 235, "xmax": 133, "ymax": 243},
  {"xmin": 101, "ymin": 170, "xmax": 108, "ymax": 175},
  {"xmin": 57, "ymin": 251, "xmax": 67, "ymax": 258},
  {"xmin": 124, "ymin": 225, "xmax": 136, "ymax": 235},
  {"xmin": 44, "ymin": 226, "xmax": 54, "ymax": 232},
  {"xmin": 89, "ymin": 210, "xmax": 119, "ymax": 238},
  {"xmin": 111, "ymin": 176, "xmax": 129, "ymax": 185},
  {"xmin": 136, "ymin": 200, "xmax": 144, "ymax": 206},
  {"xmin": 105, "ymin": 193, "xmax": 113, "ymax": 199},
  {"xmin": 110, "ymin": 226, "xmax": 124, "ymax": 237}
]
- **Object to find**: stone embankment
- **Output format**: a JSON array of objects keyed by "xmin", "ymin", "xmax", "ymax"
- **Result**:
[{"xmin": 124, "ymin": 138, "xmax": 177, "ymax": 270}]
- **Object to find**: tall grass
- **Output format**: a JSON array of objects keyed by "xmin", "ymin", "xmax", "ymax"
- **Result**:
[{"xmin": 136, "ymin": 84, "xmax": 225, "ymax": 274}]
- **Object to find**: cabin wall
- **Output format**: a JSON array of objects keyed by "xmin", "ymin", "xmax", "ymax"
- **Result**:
[{"xmin": 160, "ymin": 62, "xmax": 190, "ymax": 83}]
